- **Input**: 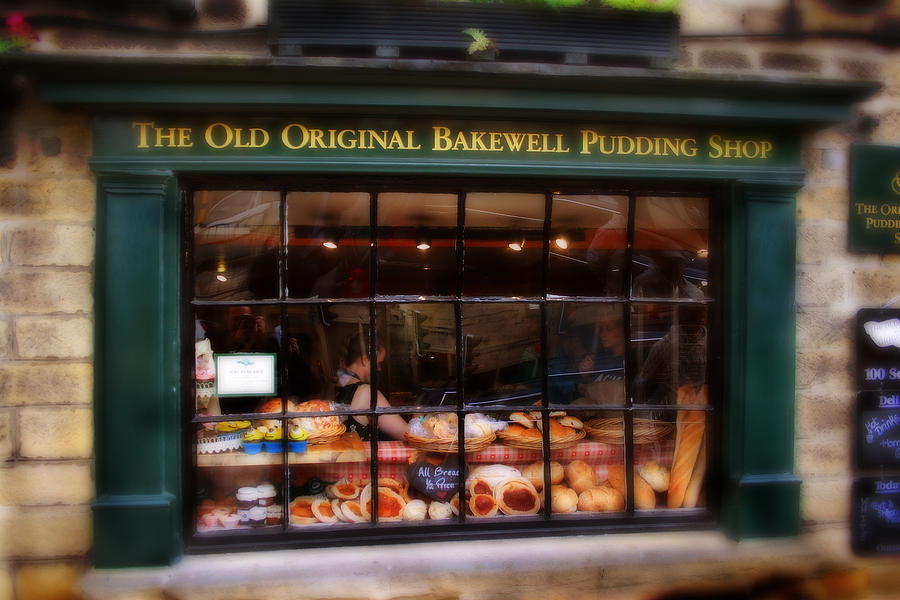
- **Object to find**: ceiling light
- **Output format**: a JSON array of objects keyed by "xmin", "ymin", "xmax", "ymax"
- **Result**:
[
  {"xmin": 322, "ymin": 232, "xmax": 338, "ymax": 249},
  {"xmin": 554, "ymin": 235, "xmax": 568, "ymax": 250},
  {"xmin": 416, "ymin": 236, "xmax": 432, "ymax": 250},
  {"xmin": 508, "ymin": 237, "xmax": 525, "ymax": 252},
  {"xmin": 216, "ymin": 274, "xmax": 228, "ymax": 282}
]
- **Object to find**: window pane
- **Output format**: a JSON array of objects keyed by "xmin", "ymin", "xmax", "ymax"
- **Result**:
[
  {"xmin": 632, "ymin": 304, "xmax": 708, "ymax": 405},
  {"xmin": 547, "ymin": 302, "xmax": 625, "ymax": 407},
  {"xmin": 375, "ymin": 303, "xmax": 457, "ymax": 409},
  {"xmin": 194, "ymin": 306, "xmax": 282, "ymax": 417},
  {"xmin": 549, "ymin": 194, "xmax": 628, "ymax": 297},
  {"xmin": 462, "ymin": 303, "xmax": 542, "ymax": 407},
  {"xmin": 286, "ymin": 192, "xmax": 370, "ymax": 298},
  {"xmin": 632, "ymin": 196, "xmax": 709, "ymax": 299},
  {"xmin": 194, "ymin": 419, "xmax": 285, "ymax": 534},
  {"xmin": 377, "ymin": 193, "xmax": 457, "ymax": 296},
  {"xmin": 463, "ymin": 193, "xmax": 545, "ymax": 297},
  {"xmin": 193, "ymin": 190, "xmax": 281, "ymax": 301}
]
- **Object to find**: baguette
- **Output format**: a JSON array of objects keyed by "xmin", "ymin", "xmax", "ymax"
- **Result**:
[
  {"xmin": 682, "ymin": 432, "xmax": 706, "ymax": 508},
  {"xmin": 667, "ymin": 409, "xmax": 705, "ymax": 508}
]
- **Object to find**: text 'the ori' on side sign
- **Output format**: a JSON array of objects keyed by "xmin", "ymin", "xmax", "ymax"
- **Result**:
[{"xmin": 849, "ymin": 144, "xmax": 900, "ymax": 253}]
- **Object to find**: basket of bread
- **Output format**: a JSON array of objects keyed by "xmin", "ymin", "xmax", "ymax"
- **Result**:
[
  {"xmin": 404, "ymin": 412, "xmax": 502, "ymax": 453},
  {"xmin": 497, "ymin": 410, "xmax": 585, "ymax": 450},
  {"xmin": 288, "ymin": 399, "xmax": 346, "ymax": 445}
]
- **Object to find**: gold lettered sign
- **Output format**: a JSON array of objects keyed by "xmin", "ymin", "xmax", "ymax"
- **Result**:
[{"xmin": 850, "ymin": 144, "xmax": 900, "ymax": 253}]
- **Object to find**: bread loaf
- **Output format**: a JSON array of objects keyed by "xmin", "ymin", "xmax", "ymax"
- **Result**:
[
  {"xmin": 639, "ymin": 460, "xmax": 670, "ymax": 493},
  {"xmin": 682, "ymin": 432, "xmax": 706, "ymax": 508},
  {"xmin": 667, "ymin": 409, "xmax": 705, "ymax": 508},
  {"xmin": 577, "ymin": 486, "xmax": 624, "ymax": 512}
]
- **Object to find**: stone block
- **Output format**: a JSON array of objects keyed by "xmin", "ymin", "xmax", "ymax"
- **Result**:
[
  {"xmin": 873, "ymin": 111, "xmax": 900, "ymax": 144},
  {"xmin": 852, "ymin": 267, "xmax": 900, "ymax": 305},
  {"xmin": 796, "ymin": 309, "xmax": 851, "ymax": 353},
  {"xmin": 761, "ymin": 52, "xmax": 822, "ymax": 73},
  {"xmin": 698, "ymin": 49, "xmax": 752, "ymax": 70},
  {"xmin": 0, "ymin": 462, "xmax": 94, "ymax": 505},
  {"xmin": 0, "ymin": 411, "xmax": 11, "ymax": 461},
  {"xmin": 16, "ymin": 562, "xmax": 84, "ymax": 600},
  {"xmin": 17, "ymin": 406, "xmax": 92, "ymax": 459},
  {"xmin": 796, "ymin": 186, "xmax": 848, "ymax": 220},
  {"xmin": 26, "ymin": 124, "xmax": 92, "ymax": 177},
  {"xmin": 0, "ymin": 363, "xmax": 93, "ymax": 406},
  {"xmin": 0, "ymin": 320, "xmax": 8, "ymax": 360},
  {"xmin": 795, "ymin": 386, "xmax": 853, "ymax": 440},
  {"xmin": 797, "ymin": 218, "xmax": 846, "ymax": 266},
  {"xmin": 796, "ymin": 433, "xmax": 850, "ymax": 477},
  {"xmin": 796, "ymin": 350, "xmax": 852, "ymax": 390},
  {"xmin": 801, "ymin": 476, "xmax": 851, "ymax": 524},
  {"xmin": 678, "ymin": 1, "xmax": 744, "ymax": 35},
  {"xmin": 13, "ymin": 317, "xmax": 92, "ymax": 360},
  {"xmin": 797, "ymin": 267, "xmax": 849, "ymax": 309},
  {"xmin": 0, "ymin": 505, "xmax": 92, "ymax": 558},
  {"xmin": 0, "ymin": 179, "xmax": 95, "ymax": 222},
  {"xmin": 9, "ymin": 225, "xmax": 94, "ymax": 267},
  {"xmin": 0, "ymin": 564, "xmax": 12, "ymax": 600},
  {"xmin": 0, "ymin": 271, "xmax": 92, "ymax": 314}
]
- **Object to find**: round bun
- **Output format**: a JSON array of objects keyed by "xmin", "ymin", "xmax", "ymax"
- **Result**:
[
  {"xmin": 565, "ymin": 460, "xmax": 597, "ymax": 494},
  {"xmin": 400, "ymin": 499, "xmax": 428, "ymax": 521},
  {"xmin": 577, "ymin": 486, "xmax": 624, "ymax": 512},
  {"xmin": 639, "ymin": 460, "xmax": 670, "ymax": 493},
  {"xmin": 550, "ymin": 485, "xmax": 578, "ymax": 513},
  {"xmin": 607, "ymin": 465, "xmax": 656, "ymax": 510},
  {"xmin": 509, "ymin": 411, "xmax": 535, "ymax": 428},
  {"xmin": 428, "ymin": 501, "xmax": 453, "ymax": 520},
  {"xmin": 521, "ymin": 461, "xmax": 565, "ymax": 491}
]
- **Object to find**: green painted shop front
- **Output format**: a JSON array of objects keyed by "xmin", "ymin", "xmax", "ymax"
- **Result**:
[{"xmin": 47, "ymin": 63, "xmax": 873, "ymax": 567}]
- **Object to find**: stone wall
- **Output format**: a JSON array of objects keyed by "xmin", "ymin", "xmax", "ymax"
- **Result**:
[{"xmin": 3, "ymin": 0, "xmax": 900, "ymax": 597}]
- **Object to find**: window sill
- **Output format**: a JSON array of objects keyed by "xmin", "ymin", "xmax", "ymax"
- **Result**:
[{"xmin": 80, "ymin": 530, "xmax": 835, "ymax": 599}]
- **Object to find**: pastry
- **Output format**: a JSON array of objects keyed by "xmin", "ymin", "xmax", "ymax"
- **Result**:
[
  {"xmin": 556, "ymin": 416, "xmax": 583, "ymax": 429},
  {"xmin": 468, "ymin": 493, "xmax": 499, "ymax": 517},
  {"xmin": 467, "ymin": 464, "xmax": 522, "ymax": 490},
  {"xmin": 565, "ymin": 460, "xmax": 597, "ymax": 494},
  {"xmin": 289, "ymin": 496, "xmax": 318, "ymax": 525},
  {"xmin": 328, "ymin": 479, "xmax": 361, "ymax": 500},
  {"xmin": 331, "ymin": 499, "xmax": 349, "ymax": 522},
  {"xmin": 428, "ymin": 501, "xmax": 453, "ymax": 520},
  {"xmin": 340, "ymin": 500, "xmax": 367, "ymax": 523},
  {"xmin": 311, "ymin": 497, "xmax": 339, "ymax": 524},
  {"xmin": 467, "ymin": 476, "xmax": 494, "ymax": 496},
  {"xmin": 682, "ymin": 433, "xmax": 706, "ymax": 508},
  {"xmin": 639, "ymin": 460, "xmax": 670, "ymax": 493},
  {"xmin": 550, "ymin": 485, "xmax": 578, "ymax": 513},
  {"xmin": 450, "ymin": 493, "xmax": 460, "ymax": 516},
  {"xmin": 577, "ymin": 486, "xmax": 624, "ymax": 512},
  {"xmin": 668, "ymin": 409, "xmax": 706, "ymax": 508},
  {"xmin": 360, "ymin": 485, "xmax": 406, "ymax": 522},
  {"xmin": 509, "ymin": 411, "xmax": 535, "ymax": 428},
  {"xmin": 400, "ymin": 499, "xmax": 428, "ymax": 521},
  {"xmin": 494, "ymin": 478, "xmax": 541, "ymax": 515}
]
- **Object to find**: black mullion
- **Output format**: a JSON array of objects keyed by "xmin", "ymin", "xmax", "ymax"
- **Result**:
[
  {"xmin": 623, "ymin": 192, "xmax": 637, "ymax": 516},
  {"xmin": 456, "ymin": 189, "xmax": 466, "ymax": 525},
  {"xmin": 279, "ymin": 190, "xmax": 290, "ymax": 532},
  {"xmin": 541, "ymin": 190, "xmax": 553, "ymax": 521},
  {"xmin": 182, "ymin": 185, "xmax": 196, "ymax": 541},
  {"xmin": 369, "ymin": 190, "xmax": 379, "ymax": 525}
]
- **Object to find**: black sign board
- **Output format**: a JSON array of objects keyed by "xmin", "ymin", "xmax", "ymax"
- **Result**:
[
  {"xmin": 851, "ymin": 477, "xmax": 900, "ymax": 555},
  {"xmin": 407, "ymin": 455, "xmax": 460, "ymax": 501},
  {"xmin": 856, "ymin": 308, "xmax": 900, "ymax": 390},
  {"xmin": 849, "ymin": 144, "xmax": 900, "ymax": 253},
  {"xmin": 856, "ymin": 391, "xmax": 900, "ymax": 469}
]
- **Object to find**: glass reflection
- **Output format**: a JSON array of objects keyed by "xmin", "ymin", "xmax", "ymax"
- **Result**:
[
  {"xmin": 286, "ymin": 192, "xmax": 370, "ymax": 299},
  {"xmin": 632, "ymin": 196, "xmax": 709, "ymax": 299},
  {"xmin": 462, "ymin": 303, "xmax": 542, "ymax": 407},
  {"xmin": 546, "ymin": 303, "xmax": 625, "ymax": 406},
  {"xmin": 632, "ymin": 304, "xmax": 708, "ymax": 405},
  {"xmin": 463, "ymin": 193, "xmax": 545, "ymax": 297},
  {"xmin": 549, "ymin": 194, "xmax": 628, "ymax": 297},
  {"xmin": 193, "ymin": 190, "xmax": 281, "ymax": 301},
  {"xmin": 377, "ymin": 193, "xmax": 457, "ymax": 296}
]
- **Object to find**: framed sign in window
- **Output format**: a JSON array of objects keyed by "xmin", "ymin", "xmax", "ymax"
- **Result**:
[{"xmin": 215, "ymin": 354, "xmax": 278, "ymax": 397}]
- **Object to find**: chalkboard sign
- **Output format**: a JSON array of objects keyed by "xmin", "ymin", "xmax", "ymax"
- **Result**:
[
  {"xmin": 856, "ymin": 391, "xmax": 900, "ymax": 469},
  {"xmin": 407, "ymin": 455, "xmax": 460, "ymax": 501},
  {"xmin": 856, "ymin": 309, "xmax": 900, "ymax": 390},
  {"xmin": 851, "ymin": 477, "xmax": 900, "ymax": 555}
]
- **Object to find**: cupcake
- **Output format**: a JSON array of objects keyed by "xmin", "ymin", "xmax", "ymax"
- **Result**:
[
  {"xmin": 257, "ymin": 483, "xmax": 277, "ymax": 507},
  {"xmin": 220, "ymin": 513, "xmax": 241, "ymax": 529},
  {"xmin": 242, "ymin": 428, "xmax": 264, "ymax": 454},
  {"xmin": 249, "ymin": 506, "xmax": 267, "ymax": 528},
  {"xmin": 266, "ymin": 504, "xmax": 283, "ymax": 526},
  {"xmin": 288, "ymin": 424, "xmax": 308, "ymax": 453},
  {"xmin": 263, "ymin": 424, "xmax": 283, "ymax": 453}
]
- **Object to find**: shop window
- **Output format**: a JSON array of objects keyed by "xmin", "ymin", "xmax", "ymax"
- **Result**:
[{"xmin": 188, "ymin": 183, "xmax": 716, "ymax": 547}]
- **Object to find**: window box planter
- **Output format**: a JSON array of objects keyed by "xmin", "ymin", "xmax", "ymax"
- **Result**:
[{"xmin": 270, "ymin": 0, "xmax": 679, "ymax": 67}]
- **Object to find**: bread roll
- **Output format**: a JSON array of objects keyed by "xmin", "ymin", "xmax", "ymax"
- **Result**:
[
  {"xmin": 565, "ymin": 460, "xmax": 597, "ymax": 494},
  {"xmin": 556, "ymin": 416, "xmax": 583, "ymax": 429},
  {"xmin": 668, "ymin": 409, "xmax": 705, "ymax": 508},
  {"xmin": 639, "ymin": 461, "xmax": 670, "ymax": 493},
  {"xmin": 400, "ymin": 499, "xmax": 428, "ymax": 521},
  {"xmin": 606, "ymin": 465, "xmax": 656, "ymax": 510},
  {"xmin": 521, "ymin": 461, "xmax": 564, "ymax": 491},
  {"xmin": 577, "ymin": 486, "xmax": 624, "ymax": 512},
  {"xmin": 550, "ymin": 485, "xmax": 578, "ymax": 513},
  {"xmin": 468, "ymin": 493, "xmax": 499, "ymax": 517},
  {"xmin": 494, "ymin": 478, "xmax": 540, "ymax": 515},
  {"xmin": 509, "ymin": 411, "xmax": 535, "ymax": 428},
  {"xmin": 428, "ymin": 501, "xmax": 453, "ymax": 520}
]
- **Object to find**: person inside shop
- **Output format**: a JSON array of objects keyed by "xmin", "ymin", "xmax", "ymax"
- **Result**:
[
  {"xmin": 632, "ymin": 306, "xmax": 707, "ymax": 405},
  {"xmin": 632, "ymin": 250, "xmax": 704, "ymax": 300},
  {"xmin": 223, "ymin": 305, "xmax": 280, "ymax": 354},
  {"xmin": 335, "ymin": 331, "xmax": 408, "ymax": 440}
]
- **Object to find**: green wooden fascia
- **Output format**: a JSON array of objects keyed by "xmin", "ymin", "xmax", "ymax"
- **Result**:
[
  {"xmin": 722, "ymin": 182, "xmax": 801, "ymax": 539},
  {"xmin": 93, "ymin": 172, "xmax": 182, "ymax": 567}
]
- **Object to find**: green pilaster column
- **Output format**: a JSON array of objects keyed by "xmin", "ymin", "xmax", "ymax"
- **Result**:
[
  {"xmin": 92, "ymin": 172, "xmax": 183, "ymax": 567},
  {"xmin": 723, "ymin": 182, "xmax": 802, "ymax": 538}
]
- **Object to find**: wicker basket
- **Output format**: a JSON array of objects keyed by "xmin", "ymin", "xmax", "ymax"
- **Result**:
[
  {"xmin": 584, "ymin": 417, "xmax": 673, "ymax": 445},
  {"xmin": 496, "ymin": 429, "xmax": 585, "ymax": 450},
  {"xmin": 404, "ymin": 432, "xmax": 496, "ymax": 454},
  {"xmin": 306, "ymin": 423, "xmax": 347, "ymax": 446}
]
